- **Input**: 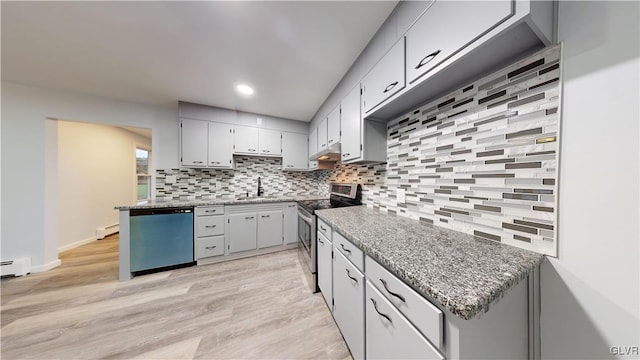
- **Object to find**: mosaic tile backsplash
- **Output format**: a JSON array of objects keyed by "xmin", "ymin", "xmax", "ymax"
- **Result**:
[{"xmin": 157, "ymin": 45, "xmax": 560, "ymax": 256}]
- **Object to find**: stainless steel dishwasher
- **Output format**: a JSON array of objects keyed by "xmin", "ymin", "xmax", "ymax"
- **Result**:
[{"xmin": 129, "ymin": 207, "xmax": 195, "ymax": 273}]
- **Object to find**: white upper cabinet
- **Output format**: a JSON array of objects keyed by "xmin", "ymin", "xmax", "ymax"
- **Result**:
[
  {"xmin": 234, "ymin": 125, "xmax": 260, "ymax": 155},
  {"xmin": 327, "ymin": 105, "xmax": 341, "ymax": 147},
  {"xmin": 208, "ymin": 122, "xmax": 234, "ymax": 168},
  {"xmin": 362, "ymin": 37, "xmax": 406, "ymax": 114},
  {"xmin": 282, "ymin": 132, "xmax": 308, "ymax": 170},
  {"xmin": 309, "ymin": 126, "xmax": 318, "ymax": 157},
  {"xmin": 258, "ymin": 128, "xmax": 282, "ymax": 156},
  {"xmin": 317, "ymin": 117, "xmax": 328, "ymax": 152},
  {"xmin": 396, "ymin": 0, "xmax": 434, "ymax": 37},
  {"xmin": 406, "ymin": 0, "xmax": 513, "ymax": 85},
  {"xmin": 181, "ymin": 118, "xmax": 208, "ymax": 167},
  {"xmin": 340, "ymin": 84, "xmax": 362, "ymax": 163}
]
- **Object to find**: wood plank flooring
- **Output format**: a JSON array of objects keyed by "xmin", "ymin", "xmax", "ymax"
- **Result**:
[{"xmin": 1, "ymin": 235, "xmax": 351, "ymax": 359}]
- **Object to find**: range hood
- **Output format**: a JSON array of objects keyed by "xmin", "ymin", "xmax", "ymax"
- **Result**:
[{"xmin": 310, "ymin": 142, "xmax": 341, "ymax": 162}]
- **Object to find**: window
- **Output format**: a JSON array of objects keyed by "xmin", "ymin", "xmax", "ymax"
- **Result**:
[{"xmin": 136, "ymin": 148, "xmax": 151, "ymax": 201}]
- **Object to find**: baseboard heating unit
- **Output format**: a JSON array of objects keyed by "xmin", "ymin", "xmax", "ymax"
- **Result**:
[{"xmin": 1, "ymin": 257, "xmax": 32, "ymax": 277}]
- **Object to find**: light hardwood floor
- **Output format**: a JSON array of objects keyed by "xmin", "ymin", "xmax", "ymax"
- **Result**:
[{"xmin": 1, "ymin": 235, "xmax": 351, "ymax": 359}]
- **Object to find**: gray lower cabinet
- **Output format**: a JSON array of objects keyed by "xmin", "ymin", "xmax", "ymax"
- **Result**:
[
  {"xmin": 228, "ymin": 213, "xmax": 257, "ymax": 253},
  {"xmin": 283, "ymin": 203, "xmax": 298, "ymax": 245},
  {"xmin": 317, "ymin": 232, "xmax": 333, "ymax": 308},
  {"xmin": 196, "ymin": 235, "xmax": 225, "ymax": 258},
  {"xmin": 195, "ymin": 205, "xmax": 225, "ymax": 260},
  {"xmin": 366, "ymin": 281, "xmax": 444, "ymax": 360},
  {"xmin": 333, "ymin": 249, "xmax": 365, "ymax": 360},
  {"xmin": 257, "ymin": 210, "xmax": 283, "ymax": 249}
]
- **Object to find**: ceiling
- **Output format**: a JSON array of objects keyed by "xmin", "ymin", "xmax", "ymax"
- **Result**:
[{"xmin": 1, "ymin": 1, "xmax": 397, "ymax": 122}]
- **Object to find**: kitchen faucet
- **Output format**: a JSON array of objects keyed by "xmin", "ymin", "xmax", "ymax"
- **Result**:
[{"xmin": 257, "ymin": 176, "xmax": 264, "ymax": 197}]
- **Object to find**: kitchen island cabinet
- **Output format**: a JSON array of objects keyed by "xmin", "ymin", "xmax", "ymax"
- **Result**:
[{"xmin": 315, "ymin": 206, "xmax": 543, "ymax": 359}]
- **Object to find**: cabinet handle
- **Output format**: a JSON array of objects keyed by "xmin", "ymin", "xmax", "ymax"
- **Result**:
[
  {"xmin": 320, "ymin": 225, "xmax": 326, "ymax": 231},
  {"xmin": 328, "ymin": 139, "xmax": 333, "ymax": 144},
  {"xmin": 205, "ymin": 209, "xmax": 217, "ymax": 213},
  {"xmin": 379, "ymin": 278, "xmax": 406, "ymax": 303},
  {"xmin": 342, "ymin": 153, "xmax": 350, "ymax": 157},
  {"xmin": 192, "ymin": 161, "xmax": 203, "ymax": 164},
  {"xmin": 321, "ymin": 143, "xmax": 326, "ymax": 148},
  {"xmin": 205, "ymin": 246, "xmax": 217, "ymax": 250},
  {"xmin": 287, "ymin": 165, "xmax": 294, "ymax": 168},
  {"xmin": 370, "ymin": 298, "xmax": 393, "ymax": 324},
  {"xmin": 210, "ymin": 161, "xmax": 221, "ymax": 165},
  {"xmin": 205, "ymin": 225, "xmax": 217, "ymax": 228},
  {"xmin": 415, "ymin": 50, "xmax": 442, "ymax": 70},
  {"xmin": 263, "ymin": 150, "xmax": 270, "ymax": 153},
  {"xmin": 288, "ymin": 205, "xmax": 296, "ymax": 207},
  {"xmin": 340, "ymin": 243, "xmax": 351, "ymax": 254},
  {"xmin": 245, "ymin": 216, "xmax": 254, "ymax": 220},
  {"xmin": 383, "ymin": 81, "xmax": 399, "ymax": 93},
  {"xmin": 261, "ymin": 215, "xmax": 270, "ymax": 218},
  {"xmin": 318, "ymin": 238, "xmax": 324, "ymax": 245},
  {"xmin": 248, "ymin": 148, "xmax": 256, "ymax": 152},
  {"xmin": 345, "ymin": 269, "xmax": 358, "ymax": 284}
]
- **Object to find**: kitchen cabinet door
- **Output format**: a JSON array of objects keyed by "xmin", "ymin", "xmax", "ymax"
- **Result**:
[
  {"xmin": 317, "ymin": 232, "xmax": 333, "ymax": 309},
  {"xmin": 283, "ymin": 203, "xmax": 298, "ymax": 245},
  {"xmin": 327, "ymin": 105, "xmax": 341, "ymax": 147},
  {"xmin": 208, "ymin": 122, "xmax": 234, "ymax": 168},
  {"xmin": 228, "ymin": 213, "xmax": 257, "ymax": 253},
  {"xmin": 366, "ymin": 281, "xmax": 444, "ymax": 360},
  {"xmin": 259, "ymin": 129, "xmax": 282, "ymax": 156},
  {"xmin": 340, "ymin": 84, "xmax": 362, "ymax": 162},
  {"xmin": 406, "ymin": 0, "xmax": 513, "ymax": 85},
  {"xmin": 234, "ymin": 125, "xmax": 259, "ymax": 155},
  {"xmin": 317, "ymin": 118, "xmax": 328, "ymax": 152},
  {"xmin": 257, "ymin": 210, "xmax": 283, "ymax": 249},
  {"xmin": 333, "ymin": 250, "xmax": 365, "ymax": 360},
  {"xmin": 282, "ymin": 132, "xmax": 308, "ymax": 170},
  {"xmin": 181, "ymin": 119, "xmax": 208, "ymax": 167},
  {"xmin": 362, "ymin": 37, "xmax": 406, "ymax": 114}
]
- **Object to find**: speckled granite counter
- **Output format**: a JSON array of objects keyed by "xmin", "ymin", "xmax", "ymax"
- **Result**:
[
  {"xmin": 115, "ymin": 195, "xmax": 326, "ymax": 210},
  {"xmin": 315, "ymin": 206, "xmax": 544, "ymax": 320}
]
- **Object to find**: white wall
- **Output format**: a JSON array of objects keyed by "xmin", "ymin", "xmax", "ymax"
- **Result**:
[
  {"xmin": 57, "ymin": 121, "xmax": 151, "ymax": 252},
  {"xmin": 541, "ymin": 2, "xmax": 639, "ymax": 359},
  {"xmin": 1, "ymin": 81, "xmax": 178, "ymax": 270}
]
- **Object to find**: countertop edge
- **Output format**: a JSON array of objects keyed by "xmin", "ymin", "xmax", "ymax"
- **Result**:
[{"xmin": 116, "ymin": 196, "xmax": 326, "ymax": 210}]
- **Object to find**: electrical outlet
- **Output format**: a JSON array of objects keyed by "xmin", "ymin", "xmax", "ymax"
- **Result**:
[{"xmin": 397, "ymin": 188, "xmax": 405, "ymax": 204}]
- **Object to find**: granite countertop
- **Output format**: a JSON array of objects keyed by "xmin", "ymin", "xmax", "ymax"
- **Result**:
[
  {"xmin": 315, "ymin": 206, "xmax": 545, "ymax": 320},
  {"xmin": 115, "ymin": 195, "xmax": 326, "ymax": 210}
]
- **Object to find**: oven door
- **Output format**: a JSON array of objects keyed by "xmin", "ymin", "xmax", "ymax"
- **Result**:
[{"xmin": 297, "ymin": 207, "xmax": 316, "ymax": 273}]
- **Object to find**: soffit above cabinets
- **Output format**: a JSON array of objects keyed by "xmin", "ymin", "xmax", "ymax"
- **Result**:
[{"xmin": 1, "ymin": 1, "xmax": 398, "ymax": 121}]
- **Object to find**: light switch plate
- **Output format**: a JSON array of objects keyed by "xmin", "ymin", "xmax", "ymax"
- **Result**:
[
  {"xmin": 165, "ymin": 175, "xmax": 176, "ymax": 184},
  {"xmin": 256, "ymin": 117, "xmax": 262, "ymax": 125},
  {"xmin": 397, "ymin": 188, "xmax": 405, "ymax": 204}
]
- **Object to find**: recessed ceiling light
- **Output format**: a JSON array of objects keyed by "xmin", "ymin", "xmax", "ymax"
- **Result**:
[{"xmin": 236, "ymin": 84, "xmax": 254, "ymax": 95}]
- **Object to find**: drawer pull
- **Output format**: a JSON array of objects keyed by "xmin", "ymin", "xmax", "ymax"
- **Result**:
[
  {"xmin": 210, "ymin": 161, "xmax": 221, "ymax": 165},
  {"xmin": 340, "ymin": 243, "xmax": 351, "ymax": 254},
  {"xmin": 379, "ymin": 278, "xmax": 406, "ymax": 303},
  {"xmin": 288, "ymin": 204, "xmax": 296, "ymax": 207},
  {"xmin": 205, "ymin": 209, "xmax": 217, "ymax": 213},
  {"xmin": 245, "ymin": 216, "xmax": 255, "ymax": 220},
  {"xmin": 342, "ymin": 153, "xmax": 350, "ymax": 157},
  {"xmin": 328, "ymin": 139, "xmax": 333, "ymax": 143},
  {"xmin": 205, "ymin": 246, "xmax": 217, "ymax": 250},
  {"xmin": 248, "ymin": 148, "xmax": 256, "ymax": 152},
  {"xmin": 345, "ymin": 269, "xmax": 358, "ymax": 284},
  {"xmin": 383, "ymin": 81, "xmax": 399, "ymax": 93},
  {"xmin": 263, "ymin": 150, "xmax": 270, "ymax": 153},
  {"xmin": 192, "ymin": 161, "xmax": 203, "ymax": 164},
  {"xmin": 318, "ymin": 238, "xmax": 324, "ymax": 245},
  {"xmin": 415, "ymin": 50, "xmax": 442, "ymax": 70},
  {"xmin": 320, "ymin": 225, "xmax": 326, "ymax": 231},
  {"xmin": 261, "ymin": 215, "xmax": 270, "ymax": 218},
  {"xmin": 370, "ymin": 298, "xmax": 393, "ymax": 324},
  {"xmin": 205, "ymin": 225, "xmax": 217, "ymax": 228}
]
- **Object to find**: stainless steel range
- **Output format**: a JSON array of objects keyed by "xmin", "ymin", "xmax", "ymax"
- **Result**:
[{"xmin": 297, "ymin": 183, "xmax": 362, "ymax": 293}]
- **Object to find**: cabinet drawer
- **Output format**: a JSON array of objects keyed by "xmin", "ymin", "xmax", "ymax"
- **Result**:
[
  {"xmin": 366, "ymin": 281, "xmax": 444, "ymax": 360},
  {"xmin": 196, "ymin": 236, "xmax": 225, "ymax": 259},
  {"xmin": 366, "ymin": 256, "xmax": 444, "ymax": 350},
  {"xmin": 334, "ymin": 231, "xmax": 363, "ymax": 271},
  {"xmin": 196, "ymin": 206, "xmax": 224, "ymax": 217},
  {"xmin": 317, "ymin": 218, "xmax": 331, "ymax": 240},
  {"xmin": 196, "ymin": 215, "xmax": 225, "ymax": 237}
]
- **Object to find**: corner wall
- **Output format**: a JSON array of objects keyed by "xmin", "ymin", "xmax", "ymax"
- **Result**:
[
  {"xmin": 57, "ymin": 121, "xmax": 151, "ymax": 252},
  {"xmin": 1, "ymin": 82, "xmax": 178, "ymax": 270},
  {"xmin": 540, "ymin": 1, "xmax": 639, "ymax": 358}
]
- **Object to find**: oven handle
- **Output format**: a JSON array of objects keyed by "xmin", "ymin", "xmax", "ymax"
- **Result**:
[{"xmin": 297, "ymin": 210, "xmax": 314, "ymax": 224}]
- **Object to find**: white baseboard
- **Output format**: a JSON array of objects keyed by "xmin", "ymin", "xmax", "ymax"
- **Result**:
[
  {"xmin": 58, "ymin": 236, "xmax": 97, "ymax": 253},
  {"xmin": 31, "ymin": 259, "xmax": 62, "ymax": 273}
]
